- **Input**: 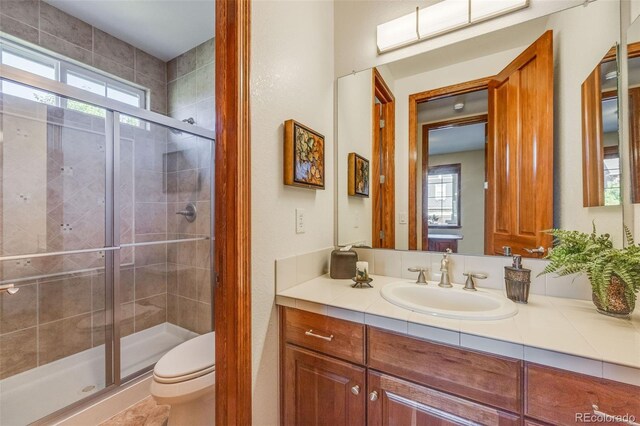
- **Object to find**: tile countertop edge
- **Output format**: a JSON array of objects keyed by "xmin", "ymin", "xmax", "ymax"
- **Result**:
[{"xmin": 276, "ymin": 274, "xmax": 640, "ymax": 387}]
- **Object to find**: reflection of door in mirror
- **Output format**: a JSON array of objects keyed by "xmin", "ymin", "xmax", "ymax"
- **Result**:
[
  {"xmin": 581, "ymin": 47, "xmax": 621, "ymax": 207},
  {"xmin": 485, "ymin": 30, "xmax": 554, "ymax": 258},
  {"xmin": 409, "ymin": 31, "xmax": 554, "ymax": 258},
  {"xmin": 372, "ymin": 69, "xmax": 395, "ymax": 248},
  {"xmin": 421, "ymin": 112, "xmax": 488, "ymax": 254},
  {"xmin": 628, "ymin": 43, "xmax": 640, "ymax": 204}
]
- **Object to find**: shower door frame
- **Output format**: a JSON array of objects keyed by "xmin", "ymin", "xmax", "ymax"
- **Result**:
[{"xmin": 0, "ymin": 63, "xmax": 216, "ymax": 424}]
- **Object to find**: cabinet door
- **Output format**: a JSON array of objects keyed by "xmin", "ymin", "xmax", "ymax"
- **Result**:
[
  {"xmin": 283, "ymin": 344, "xmax": 366, "ymax": 426},
  {"xmin": 367, "ymin": 371, "xmax": 520, "ymax": 426}
]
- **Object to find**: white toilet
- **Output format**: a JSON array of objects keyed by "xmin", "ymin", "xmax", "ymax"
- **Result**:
[{"xmin": 150, "ymin": 332, "xmax": 215, "ymax": 425}]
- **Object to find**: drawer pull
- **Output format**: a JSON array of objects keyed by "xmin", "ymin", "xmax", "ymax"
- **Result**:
[
  {"xmin": 369, "ymin": 391, "xmax": 379, "ymax": 402},
  {"xmin": 351, "ymin": 385, "xmax": 360, "ymax": 395},
  {"xmin": 305, "ymin": 329, "xmax": 333, "ymax": 342},
  {"xmin": 592, "ymin": 405, "xmax": 640, "ymax": 426}
]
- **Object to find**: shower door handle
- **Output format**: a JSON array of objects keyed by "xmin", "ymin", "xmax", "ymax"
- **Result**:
[{"xmin": 0, "ymin": 284, "xmax": 19, "ymax": 295}]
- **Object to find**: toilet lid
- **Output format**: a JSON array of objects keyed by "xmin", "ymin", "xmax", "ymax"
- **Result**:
[{"xmin": 154, "ymin": 332, "xmax": 215, "ymax": 382}]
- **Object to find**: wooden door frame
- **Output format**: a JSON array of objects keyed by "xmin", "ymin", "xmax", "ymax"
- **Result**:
[
  {"xmin": 372, "ymin": 68, "xmax": 395, "ymax": 248},
  {"xmin": 408, "ymin": 77, "xmax": 492, "ymax": 250},
  {"xmin": 421, "ymin": 114, "xmax": 488, "ymax": 250},
  {"xmin": 215, "ymin": 0, "xmax": 252, "ymax": 424}
]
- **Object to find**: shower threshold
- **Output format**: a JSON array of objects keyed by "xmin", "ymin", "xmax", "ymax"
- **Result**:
[{"xmin": 0, "ymin": 322, "xmax": 197, "ymax": 426}]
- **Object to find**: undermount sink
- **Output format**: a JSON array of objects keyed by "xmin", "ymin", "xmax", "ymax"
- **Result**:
[{"xmin": 380, "ymin": 281, "xmax": 518, "ymax": 320}]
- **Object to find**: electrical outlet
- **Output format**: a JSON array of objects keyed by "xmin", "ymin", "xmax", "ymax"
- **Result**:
[{"xmin": 295, "ymin": 208, "xmax": 306, "ymax": 234}]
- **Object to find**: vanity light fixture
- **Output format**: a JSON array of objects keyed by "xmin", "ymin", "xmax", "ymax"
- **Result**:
[
  {"xmin": 418, "ymin": 0, "xmax": 469, "ymax": 39},
  {"xmin": 377, "ymin": 0, "xmax": 529, "ymax": 53},
  {"xmin": 376, "ymin": 8, "xmax": 419, "ymax": 53}
]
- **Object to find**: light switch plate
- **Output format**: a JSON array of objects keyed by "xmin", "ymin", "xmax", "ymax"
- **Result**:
[
  {"xmin": 399, "ymin": 212, "xmax": 408, "ymax": 224},
  {"xmin": 296, "ymin": 208, "xmax": 306, "ymax": 234}
]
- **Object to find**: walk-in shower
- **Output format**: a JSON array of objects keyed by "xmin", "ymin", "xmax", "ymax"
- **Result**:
[{"xmin": 0, "ymin": 64, "xmax": 215, "ymax": 425}]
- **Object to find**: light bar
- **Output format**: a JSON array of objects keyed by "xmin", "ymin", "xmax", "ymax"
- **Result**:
[
  {"xmin": 376, "ymin": 9, "xmax": 418, "ymax": 53},
  {"xmin": 470, "ymin": 0, "xmax": 529, "ymax": 22},
  {"xmin": 418, "ymin": 0, "xmax": 469, "ymax": 39}
]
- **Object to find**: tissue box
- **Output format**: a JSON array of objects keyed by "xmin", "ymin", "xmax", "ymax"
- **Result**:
[{"xmin": 330, "ymin": 248, "xmax": 358, "ymax": 279}]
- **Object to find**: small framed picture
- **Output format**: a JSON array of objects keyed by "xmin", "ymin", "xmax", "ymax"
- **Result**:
[
  {"xmin": 348, "ymin": 152, "xmax": 369, "ymax": 197},
  {"xmin": 283, "ymin": 120, "xmax": 325, "ymax": 189}
]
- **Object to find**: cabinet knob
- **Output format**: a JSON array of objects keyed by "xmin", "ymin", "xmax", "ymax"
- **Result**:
[
  {"xmin": 369, "ymin": 391, "xmax": 378, "ymax": 401},
  {"xmin": 350, "ymin": 385, "xmax": 360, "ymax": 395}
]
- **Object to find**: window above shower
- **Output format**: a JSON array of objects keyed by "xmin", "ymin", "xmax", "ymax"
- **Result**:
[{"xmin": 0, "ymin": 38, "xmax": 147, "ymax": 122}]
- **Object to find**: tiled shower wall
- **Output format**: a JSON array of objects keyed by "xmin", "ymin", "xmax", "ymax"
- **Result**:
[
  {"xmin": 0, "ymin": 0, "xmax": 168, "ymax": 114},
  {"xmin": 165, "ymin": 39, "xmax": 215, "ymax": 332}
]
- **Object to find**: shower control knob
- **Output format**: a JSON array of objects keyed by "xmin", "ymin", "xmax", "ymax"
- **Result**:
[
  {"xmin": 176, "ymin": 203, "xmax": 197, "ymax": 223},
  {"xmin": 350, "ymin": 385, "xmax": 360, "ymax": 395},
  {"xmin": 0, "ymin": 284, "xmax": 19, "ymax": 295}
]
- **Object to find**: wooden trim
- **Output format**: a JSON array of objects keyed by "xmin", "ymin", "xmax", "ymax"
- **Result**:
[
  {"xmin": 372, "ymin": 68, "xmax": 395, "ymax": 248},
  {"xmin": 215, "ymin": 0, "xmax": 252, "ymax": 424},
  {"xmin": 408, "ymin": 78, "xmax": 492, "ymax": 250},
  {"xmin": 423, "ymin": 114, "xmax": 489, "ymax": 131},
  {"xmin": 628, "ymin": 41, "xmax": 640, "ymax": 59}
]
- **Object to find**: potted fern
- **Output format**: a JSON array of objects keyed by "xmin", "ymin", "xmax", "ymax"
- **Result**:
[{"xmin": 541, "ymin": 225, "xmax": 640, "ymax": 318}]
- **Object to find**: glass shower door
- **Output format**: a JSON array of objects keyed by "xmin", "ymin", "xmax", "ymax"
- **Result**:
[
  {"xmin": 118, "ymin": 115, "xmax": 214, "ymax": 379},
  {"xmin": 0, "ymin": 82, "xmax": 112, "ymax": 424}
]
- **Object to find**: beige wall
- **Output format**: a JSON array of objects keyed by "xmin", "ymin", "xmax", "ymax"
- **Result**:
[
  {"xmin": 251, "ymin": 1, "xmax": 335, "ymax": 424},
  {"xmin": 0, "ymin": 0, "xmax": 167, "ymax": 114}
]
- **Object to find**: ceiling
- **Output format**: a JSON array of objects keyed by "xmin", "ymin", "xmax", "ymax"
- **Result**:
[
  {"xmin": 418, "ymin": 89, "xmax": 488, "ymax": 124},
  {"xmin": 44, "ymin": 0, "xmax": 215, "ymax": 61},
  {"xmin": 429, "ymin": 123, "xmax": 486, "ymax": 156}
]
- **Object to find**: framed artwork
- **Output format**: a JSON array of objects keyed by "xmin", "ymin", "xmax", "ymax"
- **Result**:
[
  {"xmin": 348, "ymin": 152, "xmax": 370, "ymax": 197},
  {"xmin": 284, "ymin": 120, "xmax": 325, "ymax": 189}
]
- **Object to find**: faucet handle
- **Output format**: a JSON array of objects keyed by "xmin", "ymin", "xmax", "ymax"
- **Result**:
[
  {"xmin": 408, "ymin": 267, "xmax": 429, "ymax": 284},
  {"xmin": 462, "ymin": 272, "xmax": 487, "ymax": 291}
]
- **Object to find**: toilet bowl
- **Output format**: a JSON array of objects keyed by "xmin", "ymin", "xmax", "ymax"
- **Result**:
[{"xmin": 150, "ymin": 332, "xmax": 215, "ymax": 425}]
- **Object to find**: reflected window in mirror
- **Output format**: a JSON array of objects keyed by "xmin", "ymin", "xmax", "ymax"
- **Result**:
[
  {"xmin": 604, "ymin": 146, "xmax": 621, "ymax": 206},
  {"xmin": 427, "ymin": 164, "xmax": 461, "ymax": 228}
]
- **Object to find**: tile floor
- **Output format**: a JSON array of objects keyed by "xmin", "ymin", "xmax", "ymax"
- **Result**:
[{"xmin": 100, "ymin": 397, "xmax": 169, "ymax": 426}]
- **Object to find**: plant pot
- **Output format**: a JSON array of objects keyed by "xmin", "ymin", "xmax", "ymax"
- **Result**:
[{"xmin": 591, "ymin": 275, "xmax": 635, "ymax": 318}]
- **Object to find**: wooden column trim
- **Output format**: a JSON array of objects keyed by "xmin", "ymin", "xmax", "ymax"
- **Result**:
[{"xmin": 215, "ymin": 0, "xmax": 252, "ymax": 424}]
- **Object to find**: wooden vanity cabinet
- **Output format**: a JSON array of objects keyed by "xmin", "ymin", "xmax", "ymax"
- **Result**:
[
  {"xmin": 282, "ymin": 345, "xmax": 366, "ymax": 426},
  {"xmin": 280, "ymin": 307, "xmax": 522, "ymax": 425},
  {"xmin": 368, "ymin": 371, "xmax": 521, "ymax": 425},
  {"xmin": 525, "ymin": 364, "xmax": 640, "ymax": 425}
]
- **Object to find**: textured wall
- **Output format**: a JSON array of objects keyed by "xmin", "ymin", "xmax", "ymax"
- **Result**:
[
  {"xmin": 251, "ymin": 1, "xmax": 335, "ymax": 423},
  {"xmin": 0, "ymin": 0, "xmax": 167, "ymax": 114}
]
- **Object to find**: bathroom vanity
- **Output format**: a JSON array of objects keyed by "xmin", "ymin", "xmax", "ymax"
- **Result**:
[{"xmin": 276, "ymin": 272, "xmax": 640, "ymax": 426}]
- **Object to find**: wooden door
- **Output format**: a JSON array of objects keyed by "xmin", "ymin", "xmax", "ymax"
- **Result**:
[
  {"xmin": 485, "ymin": 30, "xmax": 554, "ymax": 258},
  {"xmin": 283, "ymin": 345, "xmax": 366, "ymax": 426},
  {"xmin": 367, "ymin": 371, "xmax": 521, "ymax": 425}
]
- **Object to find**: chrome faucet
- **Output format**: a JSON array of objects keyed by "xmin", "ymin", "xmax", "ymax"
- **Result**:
[{"xmin": 438, "ymin": 249, "xmax": 453, "ymax": 288}]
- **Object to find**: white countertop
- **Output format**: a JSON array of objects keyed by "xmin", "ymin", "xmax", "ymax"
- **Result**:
[{"xmin": 276, "ymin": 274, "xmax": 640, "ymax": 385}]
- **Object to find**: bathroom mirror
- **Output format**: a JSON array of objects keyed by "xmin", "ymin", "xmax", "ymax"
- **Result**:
[
  {"xmin": 581, "ymin": 47, "xmax": 621, "ymax": 208},
  {"xmin": 337, "ymin": 0, "xmax": 624, "ymax": 257},
  {"xmin": 626, "ymin": 11, "xmax": 640, "ymax": 205}
]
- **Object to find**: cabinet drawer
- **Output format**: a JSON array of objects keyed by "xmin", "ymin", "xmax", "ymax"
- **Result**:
[
  {"xmin": 282, "ymin": 307, "xmax": 365, "ymax": 364},
  {"xmin": 526, "ymin": 363, "xmax": 640, "ymax": 425},
  {"xmin": 368, "ymin": 371, "xmax": 521, "ymax": 426},
  {"xmin": 367, "ymin": 327, "xmax": 523, "ymax": 413}
]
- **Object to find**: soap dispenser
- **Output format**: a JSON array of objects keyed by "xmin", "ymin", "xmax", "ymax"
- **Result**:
[{"xmin": 504, "ymin": 255, "xmax": 531, "ymax": 304}]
